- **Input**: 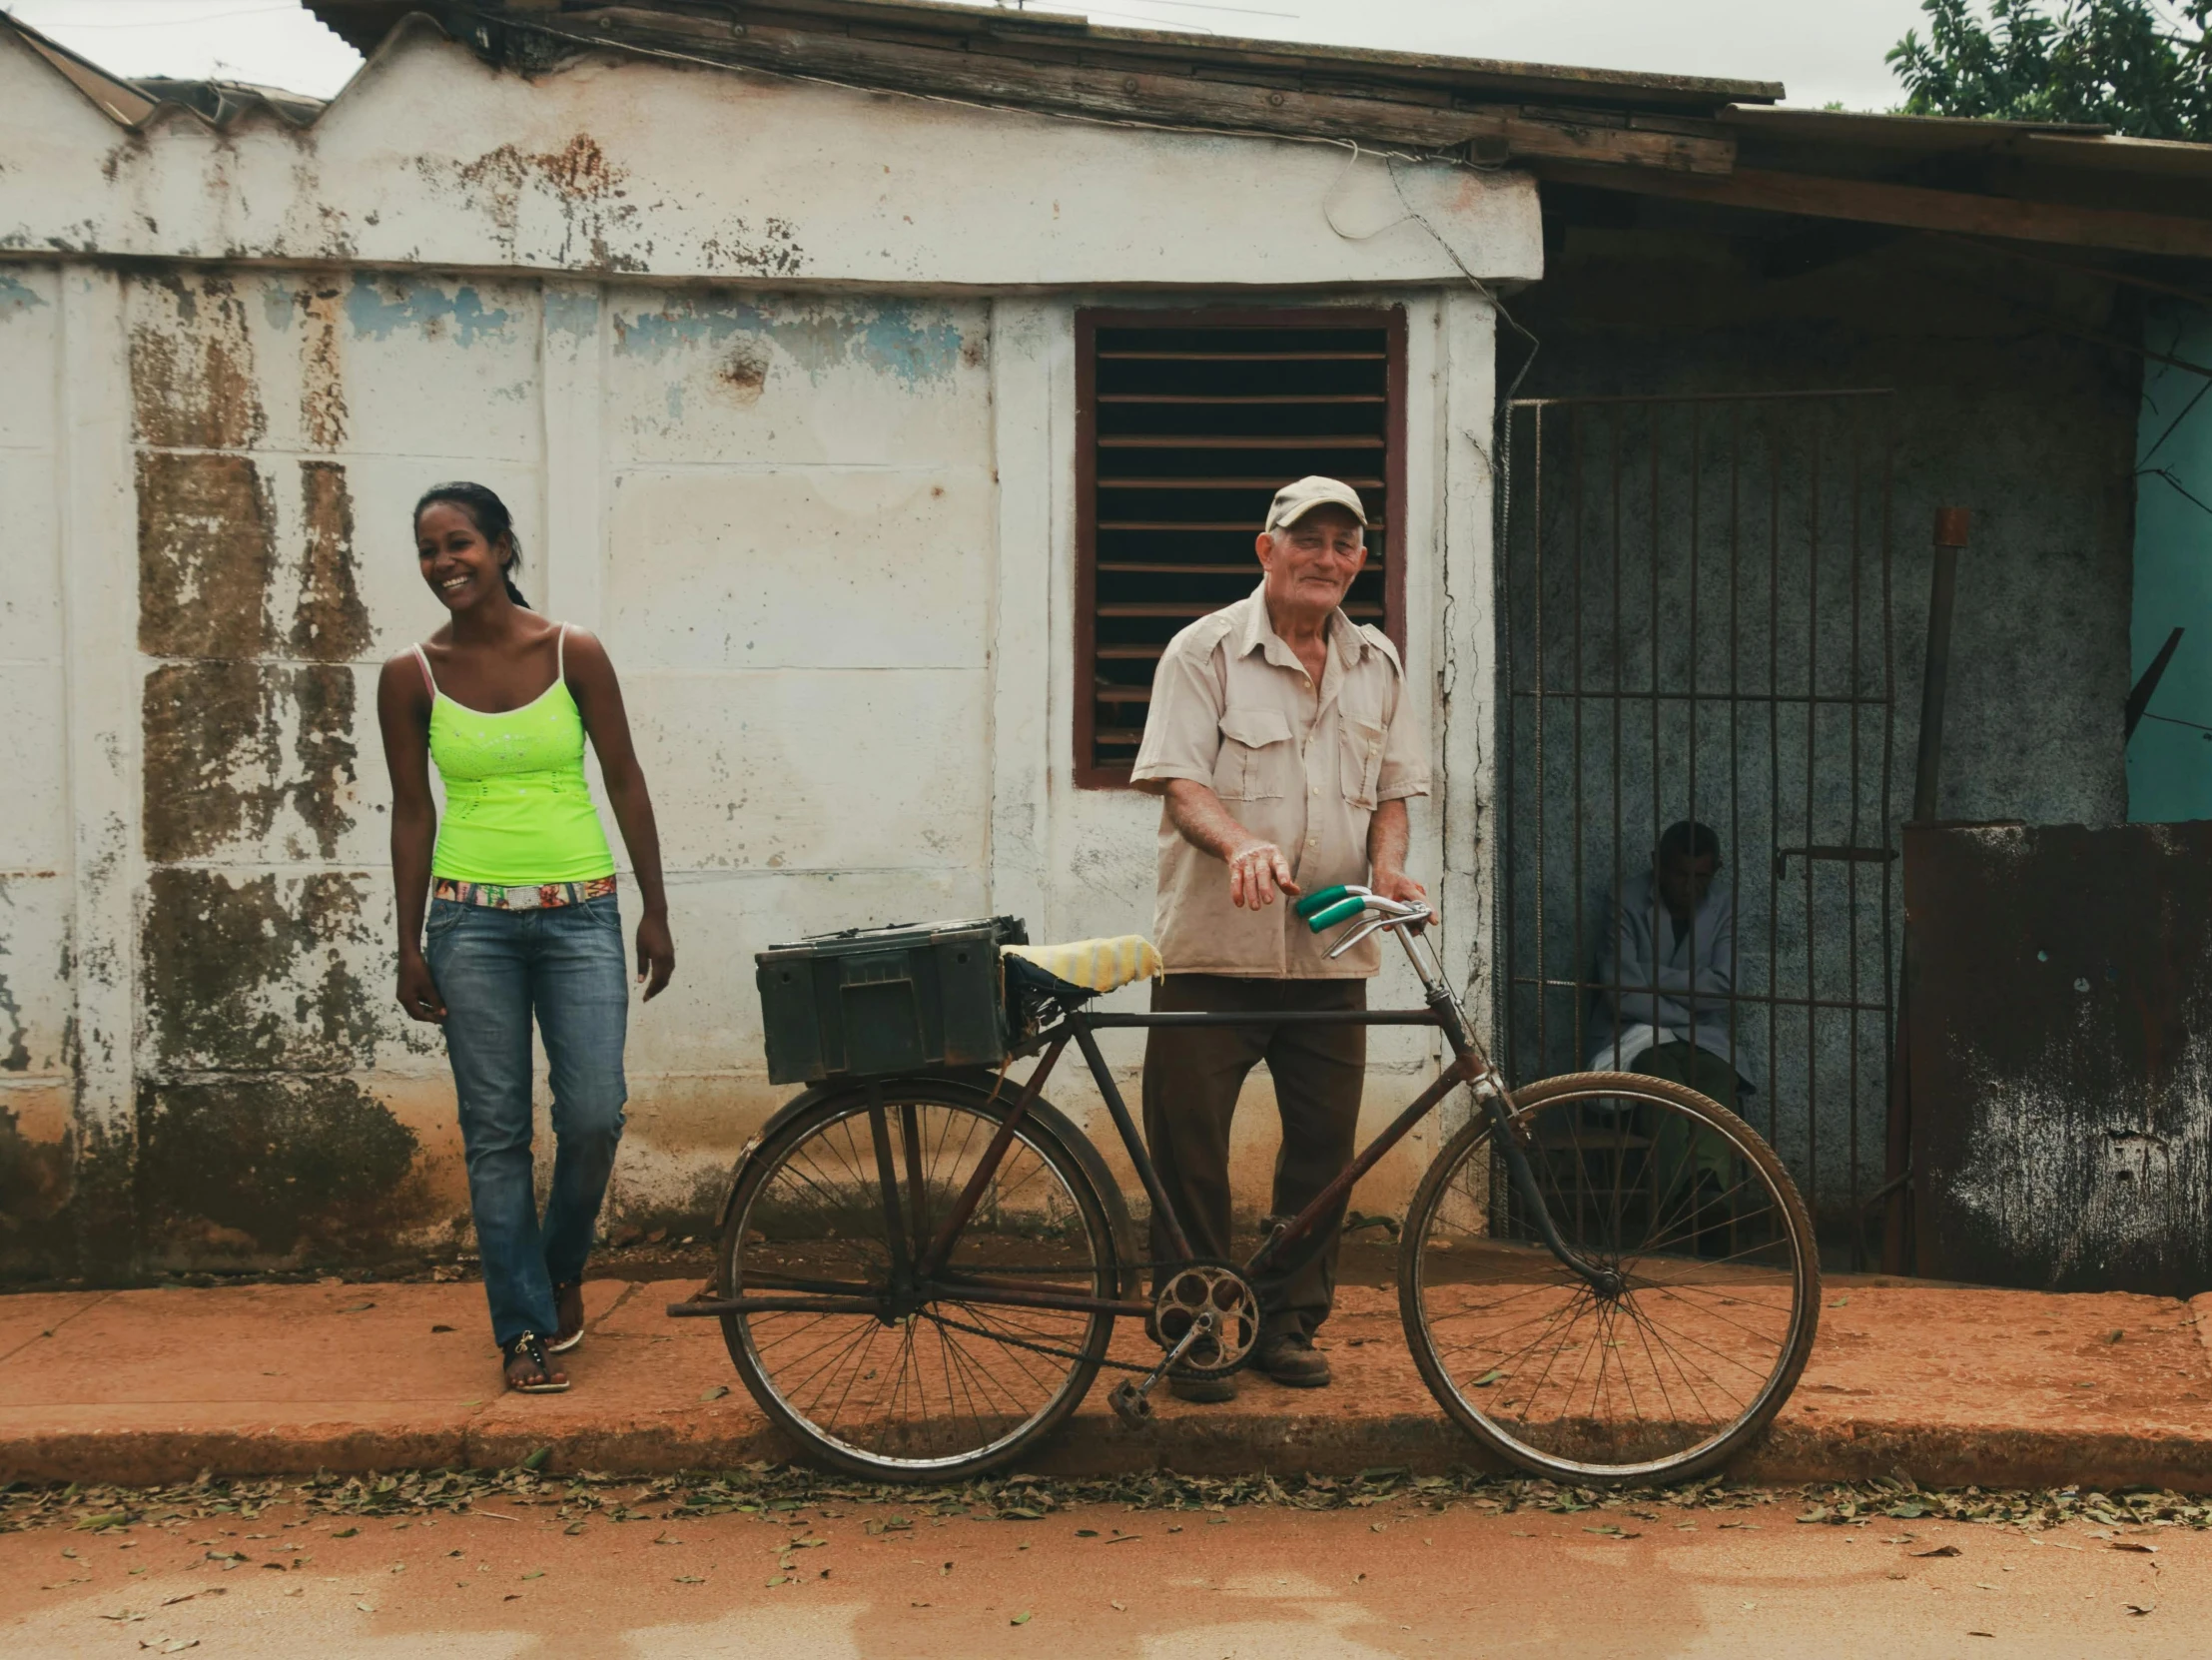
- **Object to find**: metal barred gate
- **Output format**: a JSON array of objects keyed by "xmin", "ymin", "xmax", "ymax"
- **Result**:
[{"xmin": 1495, "ymin": 391, "xmax": 1899, "ymax": 1265}]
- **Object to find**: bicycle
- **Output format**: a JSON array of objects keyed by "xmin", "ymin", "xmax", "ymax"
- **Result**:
[{"xmin": 672, "ymin": 888, "xmax": 1820, "ymax": 1484}]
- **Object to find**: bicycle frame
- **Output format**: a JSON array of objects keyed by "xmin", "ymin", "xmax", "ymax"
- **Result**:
[{"xmin": 678, "ymin": 908, "xmax": 1621, "ymax": 1328}]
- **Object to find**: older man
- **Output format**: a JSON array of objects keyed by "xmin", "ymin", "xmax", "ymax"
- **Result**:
[{"xmin": 1129, "ymin": 475, "xmax": 1429, "ymax": 1400}]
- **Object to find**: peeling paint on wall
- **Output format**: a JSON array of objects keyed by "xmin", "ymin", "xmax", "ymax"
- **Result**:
[
  {"xmin": 140, "ymin": 869, "xmax": 383, "ymax": 1074},
  {"xmin": 0, "ymin": 929, "xmax": 30, "ymax": 1072},
  {"xmin": 293, "ymin": 460, "xmax": 370, "ymax": 661},
  {"xmin": 137, "ymin": 451, "xmax": 277, "ymax": 659},
  {"xmin": 613, "ymin": 294, "xmax": 968, "ymax": 388},
  {"xmin": 0, "ymin": 273, "xmax": 46, "ymax": 315},
  {"xmin": 298, "ymin": 285, "xmax": 350, "ymax": 449},
  {"xmin": 129, "ymin": 274, "xmax": 266, "ymax": 449},
  {"xmin": 543, "ymin": 286, "xmax": 599, "ymax": 339},
  {"xmin": 141, "ymin": 663, "xmax": 357, "ymax": 863},
  {"xmin": 345, "ymin": 274, "xmax": 513, "ymax": 348},
  {"xmin": 1945, "ymin": 1031, "xmax": 2212, "ymax": 1288}
]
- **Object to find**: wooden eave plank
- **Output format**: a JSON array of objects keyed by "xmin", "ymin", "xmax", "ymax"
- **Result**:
[
  {"xmin": 1529, "ymin": 158, "xmax": 2212, "ymax": 259},
  {"xmin": 565, "ymin": 11, "xmax": 1736, "ymax": 169},
  {"xmin": 2019, "ymin": 132, "xmax": 2212, "ymax": 180},
  {"xmin": 1720, "ymin": 103, "xmax": 2107, "ymax": 147},
  {"xmin": 828, "ymin": 2, "xmax": 1783, "ymax": 109}
]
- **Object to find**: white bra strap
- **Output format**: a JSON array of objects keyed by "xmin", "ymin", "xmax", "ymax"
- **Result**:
[
  {"xmin": 409, "ymin": 643, "xmax": 437, "ymax": 697},
  {"xmin": 557, "ymin": 621, "xmax": 568, "ymax": 681}
]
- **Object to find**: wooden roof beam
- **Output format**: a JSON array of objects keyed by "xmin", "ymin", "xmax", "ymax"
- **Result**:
[
  {"xmin": 551, "ymin": 7, "xmax": 1734, "ymax": 170},
  {"xmin": 1530, "ymin": 158, "xmax": 2212, "ymax": 260}
]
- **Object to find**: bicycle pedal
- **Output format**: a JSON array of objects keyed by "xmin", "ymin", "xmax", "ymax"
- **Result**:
[{"xmin": 1108, "ymin": 1380, "xmax": 1154, "ymax": 1428}]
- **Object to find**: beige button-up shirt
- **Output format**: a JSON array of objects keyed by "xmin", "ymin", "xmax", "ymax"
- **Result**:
[{"xmin": 1130, "ymin": 584, "xmax": 1430, "ymax": 978}]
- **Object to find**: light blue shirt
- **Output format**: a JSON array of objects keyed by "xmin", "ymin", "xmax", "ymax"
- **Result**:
[{"xmin": 1587, "ymin": 866, "xmax": 1755, "ymax": 1089}]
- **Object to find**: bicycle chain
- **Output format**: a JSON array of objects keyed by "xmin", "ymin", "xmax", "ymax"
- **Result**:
[{"xmin": 918, "ymin": 1305, "xmax": 1160, "ymax": 1375}]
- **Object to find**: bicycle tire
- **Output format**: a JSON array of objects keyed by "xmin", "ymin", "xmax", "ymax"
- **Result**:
[
  {"xmin": 1398, "ymin": 1070, "xmax": 1820, "ymax": 1484},
  {"xmin": 715, "ymin": 1075, "xmax": 1128, "ymax": 1481}
]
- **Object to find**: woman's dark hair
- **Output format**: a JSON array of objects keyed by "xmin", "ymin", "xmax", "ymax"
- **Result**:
[{"xmin": 414, "ymin": 481, "xmax": 528, "ymax": 608}]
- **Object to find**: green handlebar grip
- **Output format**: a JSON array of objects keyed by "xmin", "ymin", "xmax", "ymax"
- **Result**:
[
  {"xmin": 1293, "ymin": 884, "xmax": 1351, "ymax": 919},
  {"xmin": 1306, "ymin": 895, "xmax": 1367, "ymax": 934}
]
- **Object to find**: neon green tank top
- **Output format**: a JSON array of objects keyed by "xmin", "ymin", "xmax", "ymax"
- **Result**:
[{"xmin": 414, "ymin": 626, "xmax": 617, "ymax": 885}]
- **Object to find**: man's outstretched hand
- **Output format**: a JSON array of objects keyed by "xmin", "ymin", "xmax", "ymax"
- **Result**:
[{"xmin": 1227, "ymin": 838, "xmax": 1301, "ymax": 909}]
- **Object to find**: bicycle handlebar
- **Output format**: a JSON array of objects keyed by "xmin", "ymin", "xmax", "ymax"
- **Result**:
[
  {"xmin": 1292, "ymin": 884, "xmax": 1355, "ymax": 919},
  {"xmin": 1304, "ymin": 895, "xmax": 1368, "ymax": 932}
]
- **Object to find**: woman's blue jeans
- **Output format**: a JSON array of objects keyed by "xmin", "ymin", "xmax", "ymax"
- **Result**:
[{"xmin": 425, "ymin": 894, "xmax": 628, "ymax": 1346}]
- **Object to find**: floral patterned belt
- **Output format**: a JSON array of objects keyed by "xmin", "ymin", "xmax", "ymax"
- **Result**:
[{"xmin": 432, "ymin": 876, "xmax": 618, "ymax": 911}]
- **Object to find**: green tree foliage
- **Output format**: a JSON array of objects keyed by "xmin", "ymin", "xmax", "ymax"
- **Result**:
[{"xmin": 1888, "ymin": 0, "xmax": 2212, "ymax": 138}]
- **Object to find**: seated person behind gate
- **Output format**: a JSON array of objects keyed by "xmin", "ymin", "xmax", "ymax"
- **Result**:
[{"xmin": 1589, "ymin": 820, "xmax": 1753, "ymax": 1229}]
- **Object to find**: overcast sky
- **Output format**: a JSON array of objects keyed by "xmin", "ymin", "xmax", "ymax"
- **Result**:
[{"xmin": 4, "ymin": 0, "xmax": 1934, "ymax": 109}]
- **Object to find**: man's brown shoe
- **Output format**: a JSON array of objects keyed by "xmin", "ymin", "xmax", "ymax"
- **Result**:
[{"xmin": 1251, "ymin": 1331, "xmax": 1331, "ymax": 1387}]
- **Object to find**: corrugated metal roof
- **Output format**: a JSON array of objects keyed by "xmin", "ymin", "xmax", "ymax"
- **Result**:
[{"xmin": 3, "ymin": 11, "xmax": 326, "ymax": 129}]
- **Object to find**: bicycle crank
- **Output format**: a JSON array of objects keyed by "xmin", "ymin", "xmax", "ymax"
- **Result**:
[{"xmin": 1109, "ymin": 1306, "xmax": 1217, "ymax": 1428}]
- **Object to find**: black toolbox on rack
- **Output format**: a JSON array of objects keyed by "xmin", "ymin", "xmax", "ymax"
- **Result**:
[{"xmin": 755, "ymin": 915, "xmax": 1029, "ymax": 1086}]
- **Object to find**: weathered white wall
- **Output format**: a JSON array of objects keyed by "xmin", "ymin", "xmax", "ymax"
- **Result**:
[
  {"xmin": 0, "ymin": 19, "xmax": 1521, "ymax": 1273},
  {"xmin": 0, "ymin": 18, "xmax": 1540, "ymax": 290}
]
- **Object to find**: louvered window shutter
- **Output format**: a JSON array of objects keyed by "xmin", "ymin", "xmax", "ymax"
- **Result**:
[{"xmin": 1075, "ymin": 308, "xmax": 1405, "ymax": 786}]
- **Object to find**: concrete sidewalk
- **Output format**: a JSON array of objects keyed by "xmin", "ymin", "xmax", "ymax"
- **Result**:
[{"xmin": 3, "ymin": 1276, "xmax": 2210, "ymax": 1490}]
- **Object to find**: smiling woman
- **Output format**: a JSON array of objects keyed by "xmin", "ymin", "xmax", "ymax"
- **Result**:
[{"xmin": 375, "ymin": 480, "xmax": 675, "ymax": 1398}]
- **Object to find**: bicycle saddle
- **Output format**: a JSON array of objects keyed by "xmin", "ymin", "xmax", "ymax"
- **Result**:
[{"xmin": 1003, "ymin": 936, "xmax": 1161, "ymax": 999}]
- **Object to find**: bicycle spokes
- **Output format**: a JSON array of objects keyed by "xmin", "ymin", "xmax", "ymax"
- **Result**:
[
  {"xmin": 724, "ymin": 1091, "xmax": 1115, "ymax": 1471},
  {"xmin": 1408, "ymin": 1079, "xmax": 1814, "ymax": 1477}
]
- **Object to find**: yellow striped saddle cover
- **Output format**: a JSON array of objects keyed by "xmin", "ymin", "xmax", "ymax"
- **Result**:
[{"xmin": 1003, "ymin": 935, "xmax": 1161, "ymax": 995}]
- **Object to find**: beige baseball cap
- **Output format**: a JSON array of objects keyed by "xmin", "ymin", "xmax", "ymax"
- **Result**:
[{"xmin": 1264, "ymin": 474, "xmax": 1368, "ymax": 532}]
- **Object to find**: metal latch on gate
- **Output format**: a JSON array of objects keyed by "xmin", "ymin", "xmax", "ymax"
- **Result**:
[{"xmin": 1773, "ymin": 845, "xmax": 1899, "ymax": 879}]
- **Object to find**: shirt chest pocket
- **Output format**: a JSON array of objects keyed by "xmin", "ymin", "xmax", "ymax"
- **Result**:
[
  {"xmin": 1213, "ymin": 707, "xmax": 1293, "ymax": 801},
  {"xmin": 1339, "ymin": 717, "xmax": 1385, "ymax": 811}
]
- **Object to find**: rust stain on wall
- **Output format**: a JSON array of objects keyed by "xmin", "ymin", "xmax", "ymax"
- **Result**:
[
  {"xmin": 286, "ymin": 662, "xmax": 359, "ymax": 861},
  {"xmin": 138, "ymin": 450, "xmax": 277, "ymax": 659},
  {"xmin": 716, "ymin": 342, "xmax": 769, "ymax": 405},
  {"xmin": 142, "ymin": 661, "xmax": 280, "ymax": 863},
  {"xmin": 440, "ymin": 135, "xmax": 643, "ymax": 271},
  {"xmin": 137, "ymin": 1077, "xmax": 425, "ymax": 1259},
  {"xmin": 140, "ymin": 868, "xmax": 381, "ymax": 1074},
  {"xmin": 128, "ymin": 273, "xmax": 267, "ymax": 450},
  {"xmin": 292, "ymin": 460, "xmax": 370, "ymax": 661},
  {"xmin": 457, "ymin": 134, "xmax": 625, "ymax": 201},
  {"xmin": 141, "ymin": 661, "xmax": 357, "ymax": 863},
  {"xmin": 298, "ymin": 284, "xmax": 350, "ymax": 449},
  {"xmin": 0, "ymin": 1098, "xmax": 71, "ymax": 1250}
]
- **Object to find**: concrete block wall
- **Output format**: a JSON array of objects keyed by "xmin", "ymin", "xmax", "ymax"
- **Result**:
[{"xmin": 0, "ymin": 18, "xmax": 1538, "ymax": 1280}]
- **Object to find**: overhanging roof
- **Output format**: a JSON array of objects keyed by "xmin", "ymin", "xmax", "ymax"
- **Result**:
[{"xmin": 303, "ymin": 0, "xmax": 1775, "ymax": 176}]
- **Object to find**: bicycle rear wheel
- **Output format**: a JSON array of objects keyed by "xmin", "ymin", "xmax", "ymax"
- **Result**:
[
  {"xmin": 1399, "ymin": 1071, "xmax": 1819, "ymax": 1483},
  {"xmin": 716, "ymin": 1076, "xmax": 1126, "ymax": 1480}
]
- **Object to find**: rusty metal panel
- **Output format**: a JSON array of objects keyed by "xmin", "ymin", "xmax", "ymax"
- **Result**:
[{"xmin": 1908, "ymin": 822, "xmax": 2212, "ymax": 1294}]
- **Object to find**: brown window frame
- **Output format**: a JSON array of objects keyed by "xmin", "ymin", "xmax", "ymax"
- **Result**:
[{"xmin": 1073, "ymin": 304, "xmax": 1408, "ymax": 791}]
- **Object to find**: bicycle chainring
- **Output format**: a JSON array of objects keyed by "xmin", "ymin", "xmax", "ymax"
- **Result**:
[{"xmin": 1149, "ymin": 1261, "xmax": 1259, "ymax": 1379}]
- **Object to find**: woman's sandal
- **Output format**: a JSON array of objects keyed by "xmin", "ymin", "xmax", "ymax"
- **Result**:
[
  {"xmin": 502, "ymin": 1331, "xmax": 570, "ymax": 1393},
  {"xmin": 546, "ymin": 1281, "xmax": 585, "ymax": 1355}
]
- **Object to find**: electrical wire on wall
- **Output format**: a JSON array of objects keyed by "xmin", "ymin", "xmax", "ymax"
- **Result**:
[{"xmin": 1317, "ymin": 138, "xmax": 1544, "ymax": 1033}]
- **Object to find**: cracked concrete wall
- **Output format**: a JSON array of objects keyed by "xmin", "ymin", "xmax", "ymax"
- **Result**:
[{"xmin": 0, "ymin": 21, "xmax": 1530, "ymax": 1279}]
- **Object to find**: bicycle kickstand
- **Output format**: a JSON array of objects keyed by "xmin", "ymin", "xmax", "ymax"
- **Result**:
[{"xmin": 1108, "ymin": 1308, "xmax": 1219, "ymax": 1428}]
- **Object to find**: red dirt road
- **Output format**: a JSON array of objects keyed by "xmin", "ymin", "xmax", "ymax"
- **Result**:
[{"xmin": 5, "ymin": 1492, "xmax": 2206, "ymax": 1658}]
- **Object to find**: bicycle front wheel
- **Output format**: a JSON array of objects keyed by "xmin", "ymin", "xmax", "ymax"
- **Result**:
[
  {"xmin": 716, "ymin": 1076, "xmax": 1126, "ymax": 1481},
  {"xmin": 1400, "ymin": 1071, "xmax": 1819, "ymax": 1483}
]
